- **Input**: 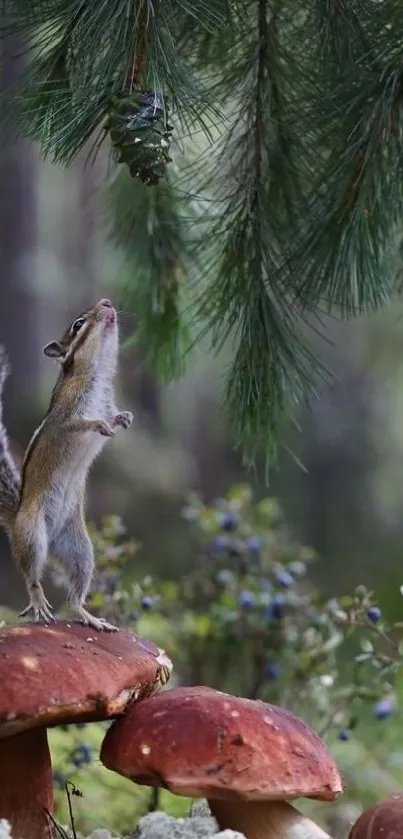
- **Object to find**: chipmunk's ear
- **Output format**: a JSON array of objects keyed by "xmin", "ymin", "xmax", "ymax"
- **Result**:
[{"xmin": 43, "ymin": 341, "xmax": 66, "ymax": 359}]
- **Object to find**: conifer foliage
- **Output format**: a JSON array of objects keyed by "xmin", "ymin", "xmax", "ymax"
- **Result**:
[{"xmin": 2, "ymin": 0, "xmax": 403, "ymax": 465}]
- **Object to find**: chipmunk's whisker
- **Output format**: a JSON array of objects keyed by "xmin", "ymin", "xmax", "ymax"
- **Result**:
[{"xmin": 116, "ymin": 309, "xmax": 136, "ymax": 320}]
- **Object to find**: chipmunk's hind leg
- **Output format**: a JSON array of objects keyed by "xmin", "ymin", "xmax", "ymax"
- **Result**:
[
  {"xmin": 54, "ymin": 505, "xmax": 118, "ymax": 632},
  {"xmin": 12, "ymin": 513, "xmax": 54, "ymax": 623}
]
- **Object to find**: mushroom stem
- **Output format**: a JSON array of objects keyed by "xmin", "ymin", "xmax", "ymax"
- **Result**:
[
  {"xmin": 209, "ymin": 799, "xmax": 332, "ymax": 839},
  {"xmin": 0, "ymin": 728, "xmax": 54, "ymax": 839}
]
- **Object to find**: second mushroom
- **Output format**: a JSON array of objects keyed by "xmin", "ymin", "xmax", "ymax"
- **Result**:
[{"xmin": 101, "ymin": 685, "xmax": 344, "ymax": 839}]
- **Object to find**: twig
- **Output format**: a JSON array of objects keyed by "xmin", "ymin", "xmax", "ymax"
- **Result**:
[
  {"xmin": 148, "ymin": 786, "xmax": 161, "ymax": 812},
  {"xmin": 65, "ymin": 780, "xmax": 82, "ymax": 839}
]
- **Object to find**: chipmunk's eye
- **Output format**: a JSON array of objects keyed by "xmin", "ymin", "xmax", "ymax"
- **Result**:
[{"xmin": 71, "ymin": 317, "xmax": 86, "ymax": 336}]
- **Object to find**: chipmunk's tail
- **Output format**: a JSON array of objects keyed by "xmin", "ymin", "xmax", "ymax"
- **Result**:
[{"xmin": 0, "ymin": 346, "xmax": 21, "ymax": 527}]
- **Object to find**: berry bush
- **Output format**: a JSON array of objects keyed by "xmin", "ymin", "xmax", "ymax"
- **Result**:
[{"xmin": 48, "ymin": 485, "xmax": 403, "ymax": 834}]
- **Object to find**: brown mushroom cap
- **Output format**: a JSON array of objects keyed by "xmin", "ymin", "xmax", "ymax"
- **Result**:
[
  {"xmin": 0, "ymin": 621, "xmax": 172, "ymax": 839},
  {"xmin": 100, "ymin": 685, "xmax": 343, "ymax": 802},
  {"xmin": 0, "ymin": 621, "xmax": 172, "ymax": 737},
  {"xmin": 348, "ymin": 791, "xmax": 403, "ymax": 839}
]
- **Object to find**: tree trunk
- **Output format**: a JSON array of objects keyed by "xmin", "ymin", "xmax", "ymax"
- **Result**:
[
  {"xmin": 0, "ymin": 33, "xmax": 39, "ymax": 608},
  {"xmin": 0, "ymin": 34, "xmax": 39, "ymax": 429}
]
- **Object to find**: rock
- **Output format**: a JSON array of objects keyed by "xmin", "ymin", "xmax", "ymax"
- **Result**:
[
  {"xmin": 190, "ymin": 802, "xmax": 211, "ymax": 819},
  {"xmin": 132, "ymin": 812, "xmax": 245, "ymax": 839},
  {"xmin": 0, "ymin": 821, "xmax": 12, "ymax": 839},
  {"xmin": 0, "ymin": 812, "xmax": 246, "ymax": 839}
]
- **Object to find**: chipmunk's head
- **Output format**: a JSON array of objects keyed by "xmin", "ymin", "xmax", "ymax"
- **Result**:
[{"xmin": 43, "ymin": 299, "xmax": 119, "ymax": 376}]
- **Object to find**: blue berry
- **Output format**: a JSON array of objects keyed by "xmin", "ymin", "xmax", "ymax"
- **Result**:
[
  {"xmin": 212, "ymin": 535, "xmax": 229, "ymax": 552},
  {"xmin": 247, "ymin": 537, "xmax": 262, "ymax": 555},
  {"xmin": 72, "ymin": 743, "xmax": 93, "ymax": 767},
  {"xmin": 141, "ymin": 596, "xmax": 154, "ymax": 611},
  {"xmin": 239, "ymin": 591, "xmax": 255, "ymax": 609},
  {"xmin": 337, "ymin": 729, "xmax": 353, "ymax": 742},
  {"xmin": 275, "ymin": 570, "xmax": 294, "ymax": 588},
  {"xmin": 374, "ymin": 698, "xmax": 393, "ymax": 720},
  {"xmin": 268, "ymin": 593, "xmax": 286, "ymax": 620},
  {"xmin": 77, "ymin": 743, "xmax": 92, "ymax": 764},
  {"xmin": 367, "ymin": 606, "xmax": 382, "ymax": 623},
  {"xmin": 265, "ymin": 661, "xmax": 281, "ymax": 680},
  {"xmin": 220, "ymin": 512, "xmax": 239, "ymax": 532}
]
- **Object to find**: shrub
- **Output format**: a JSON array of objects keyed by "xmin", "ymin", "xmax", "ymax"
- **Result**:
[{"xmin": 50, "ymin": 486, "xmax": 403, "ymax": 834}]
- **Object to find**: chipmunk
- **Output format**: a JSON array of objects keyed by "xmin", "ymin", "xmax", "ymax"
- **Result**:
[{"xmin": 0, "ymin": 298, "xmax": 133, "ymax": 631}]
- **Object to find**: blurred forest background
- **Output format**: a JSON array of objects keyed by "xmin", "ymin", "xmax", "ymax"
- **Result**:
[{"xmin": 1, "ymin": 35, "xmax": 403, "ymax": 619}]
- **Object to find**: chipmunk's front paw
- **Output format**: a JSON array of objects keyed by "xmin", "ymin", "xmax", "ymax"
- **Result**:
[
  {"xmin": 113, "ymin": 411, "xmax": 133, "ymax": 430},
  {"xmin": 95, "ymin": 420, "xmax": 115, "ymax": 438}
]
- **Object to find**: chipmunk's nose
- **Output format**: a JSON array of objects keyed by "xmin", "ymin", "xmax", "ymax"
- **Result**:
[{"xmin": 100, "ymin": 298, "xmax": 113, "ymax": 308}]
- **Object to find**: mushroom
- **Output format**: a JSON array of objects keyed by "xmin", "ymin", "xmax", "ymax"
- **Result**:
[
  {"xmin": 348, "ymin": 791, "xmax": 403, "ymax": 838},
  {"xmin": 0, "ymin": 621, "xmax": 172, "ymax": 839},
  {"xmin": 100, "ymin": 685, "xmax": 343, "ymax": 839}
]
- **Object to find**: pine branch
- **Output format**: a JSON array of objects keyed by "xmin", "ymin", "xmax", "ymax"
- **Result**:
[
  {"xmin": 175, "ymin": 0, "xmax": 242, "ymax": 85},
  {"xmin": 4, "ymin": 0, "xmax": 403, "ymax": 467},
  {"xmin": 109, "ymin": 166, "xmax": 197, "ymax": 381},
  {"xmin": 193, "ymin": 0, "xmax": 329, "ymax": 466},
  {"xmin": 1, "ymin": 0, "xmax": 226, "ymax": 166},
  {"xmin": 286, "ymin": 3, "xmax": 403, "ymax": 316},
  {"xmin": 306, "ymin": 0, "xmax": 374, "ymax": 73}
]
